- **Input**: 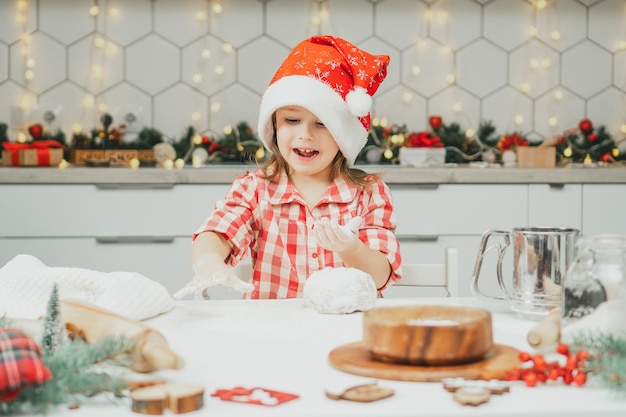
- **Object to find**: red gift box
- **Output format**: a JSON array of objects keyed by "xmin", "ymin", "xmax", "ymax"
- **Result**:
[{"xmin": 2, "ymin": 141, "xmax": 65, "ymax": 167}]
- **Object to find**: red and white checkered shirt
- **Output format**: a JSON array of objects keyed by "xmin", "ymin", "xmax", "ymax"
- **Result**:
[{"xmin": 194, "ymin": 168, "xmax": 402, "ymax": 299}]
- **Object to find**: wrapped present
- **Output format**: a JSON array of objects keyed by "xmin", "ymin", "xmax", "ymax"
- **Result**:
[
  {"xmin": 516, "ymin": 146, "xmax": 556, "ymax": 168},
  {"xmin": 2, "ymin": 141, "xmax": 65, "ymax": 167},
  {"xmin": 71, "ymin": 149, "xmax": 155, "ymax": 165}
]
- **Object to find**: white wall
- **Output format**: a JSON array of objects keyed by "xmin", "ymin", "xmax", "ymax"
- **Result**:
[{"xmin": 1, "ymin": 0, "xmax": 625, "ymax": 145}]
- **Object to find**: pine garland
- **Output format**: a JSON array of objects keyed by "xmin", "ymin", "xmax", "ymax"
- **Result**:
[
  {"xmin": 572, "ymin": 333, "xmax": 626, "ymax": 394},
  {"xmin": 0, "ymin": 288, "xmax": 137, "ymax": 415}
]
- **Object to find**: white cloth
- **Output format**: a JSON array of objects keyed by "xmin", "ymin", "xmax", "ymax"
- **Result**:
[{"xmin": 0, "ymin": 254, "xmax": 174, "ymax": 321}]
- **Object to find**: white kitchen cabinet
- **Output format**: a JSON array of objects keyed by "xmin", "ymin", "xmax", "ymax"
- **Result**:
[
  {"xmin": 390, "ymin": 184, "xmax": 527, "ymax": 298},
  {"xmin": 0, "ymin": 184, "xmax": 230, "ymax": 296},
  {"xmin": 582, "ymin": 184, "xmax": 626, "ymax": 235},
  {"xmin": 2, "ymin": 180, "xmax": 625, "ymax": 300},
  {"xmin": 528, "ymin": 184, "xmax": 582, "ymax": 229}
]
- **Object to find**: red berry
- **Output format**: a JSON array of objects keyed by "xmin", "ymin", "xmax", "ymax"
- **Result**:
[
  {"xmin": 563, "ymin": 372, "xmax": 574, "ymax": 385},
  {"xmin": 556, "ymin": 343, "xmax": 570, "ymax": 356},
  {"xmin": 547, "ymin": 368, "xmax": 560, "ymax": 381},
  {"xmin": 565, "ymin": 356, "xmax": 578, "ymax": 372},
  {"xmin": 524, "ymin": 373, "xmax": 538, "ymax": 387},
  {"xmin": 519, "ymin": 351, "xmax": 532, "ymax": 362},
  {"xmin": 573, "ymin": 372, "xmax": 587, "ymax": 386},
  {"xmin": 576, "ymin": 350, "xmax": 590, "ymax": 362}
]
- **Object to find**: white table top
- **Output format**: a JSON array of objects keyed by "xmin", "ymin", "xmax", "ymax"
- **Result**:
[{"xmin": 26, "ymin": 297, "xmax": 626, "ymax": 417}]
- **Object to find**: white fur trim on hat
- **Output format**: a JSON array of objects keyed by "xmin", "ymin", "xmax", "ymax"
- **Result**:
[{"xmin": 258, "ymin": 75, "xmax": 368, "ymax": 166}]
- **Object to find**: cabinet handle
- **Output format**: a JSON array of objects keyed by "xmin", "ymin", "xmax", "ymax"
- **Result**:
[
  {"xmin": 549, "ymin": 183, "xmax": 565, "ymax": 189},
  {"xmin": 96, "ymin": 236, "xmax": 176, "ymax": 244},
  {"xmin": 396, "ymin": 234, "xmax": 440, "ymax": 242},
  {"xmin": 96, "ymin": 183, "xmax": 175, "ymax": 190}
]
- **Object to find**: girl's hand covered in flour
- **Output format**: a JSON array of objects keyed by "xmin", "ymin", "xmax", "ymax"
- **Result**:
[
  {"xmin": 314, "ymin": 216, "xmax": 363, "ymax": 253},
  {"xmin": 173, "ymin": 254, "xmax": 254, "ymax": 300}
]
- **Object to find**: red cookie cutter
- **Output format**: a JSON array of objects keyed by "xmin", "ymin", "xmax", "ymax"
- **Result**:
[{"xmin": 211, "ymin": 386, "xmax": 299, "ymax": 406}]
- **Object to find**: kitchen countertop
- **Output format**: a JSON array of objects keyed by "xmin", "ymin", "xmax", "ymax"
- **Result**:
[{"xmin": 2, "ymin": 164, "xmax": 626, "ymax": 185}]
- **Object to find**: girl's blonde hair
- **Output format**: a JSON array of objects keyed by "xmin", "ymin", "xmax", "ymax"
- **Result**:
[{"xmin": 260, "ymin": 114, "xmax": 377, "ymax": 188}]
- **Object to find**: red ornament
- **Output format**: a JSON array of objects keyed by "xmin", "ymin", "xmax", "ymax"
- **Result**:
[
  {"xmin": 28, "ymin": 123, "xmax": 44, "ymax": 140},
  {"xmin": 578, "ymin": 118, "xmax": 593, "ymax": 133},
  {"xmin": 429, "ymin": 115, "xmax": 443, "ymax": 130},
  {"xmin": 588, "ymin": 133, "xmax": 597, "ymax": 142}
]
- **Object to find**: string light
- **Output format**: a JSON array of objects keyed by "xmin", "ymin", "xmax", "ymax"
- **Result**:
[
  {"xmin": 174, "ymin": 158, "xmax": 186, "ymax": 169},
  {"xmin": 191, "ymin": 111, "xmax": 201, "ymax": 121},
  {"xmin": 108, "ymin": 7, "xmax": 120, "ymax": 17},
  {"xmin": 452, "ymin": 102, "xmax": 463, "ymax": 113},
  {"xmin": 192, "ymin": 73, "xmax": 203, "ymax": 83},
  {"xmin": 411, "ymin": 65, "xmax": 422, "ymax": 76},
  {"xmin": 548, "ymin": 116, "xmax": 558, "ymax": 126},
  {"xmin": 621, "ymin": 124, "xmax": 626, "ymax": 135},
  {"xmin": 529, "ymin": 26, "xmax": 538, "ymax": 37},
  {"xmin": 554, "ymin": 90, "xmax": 564, "ymax": 100},
  {"xmin": 195, "ymin": 11, "xmax": 206, "ymax": 21},
  {"xmin": 129, "ymin": 158, "xmax": 140, "ymax": 169},
  {"xmin": 535, "ymin": 0, "xmax": 547, "ymax": 9},
  {"xmin": 223, "ymin": 125, "xmax": 233, "ymax": 135},
  {"xmin": 550, "ymin": 31, "xmax": 561, "ymax": 41},
  {"xmin": 211, "ymin": 102, "xmax": 221, "ymax": 112},
  {"xmin": 89, "ymin": 5, "xmax": 99, "ymax": 16},
  {"xmin": 201, "ymin": 49, "xmax": 211, "ymax": 59},
  {"xmin": 214, "ymin": 65, "xmax": 224, "ymax": 75},
  {"xmin": 515, "ymin": 115, "xmax": 524, "ymax": 125},
  {"xmin": 446, "ymin": 73, "xmax": 456, "ymax": 83},
  {"xmin": 212, "ymin": 3, "xmax": 223, "ymax": 14},
  {"xmin": 402, "ymin": 92, "xmax": 412, "ymax": 102}
]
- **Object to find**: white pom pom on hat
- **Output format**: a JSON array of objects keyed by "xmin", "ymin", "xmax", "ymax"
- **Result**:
[{"xmin": 257, "ymin": 36, "xmax": 390, "ymax": 166}]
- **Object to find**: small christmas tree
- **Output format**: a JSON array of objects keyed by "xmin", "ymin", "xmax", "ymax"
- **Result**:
[{"xmin": 40, "ymin": 284, "xmax": 64, "ymax": 357}]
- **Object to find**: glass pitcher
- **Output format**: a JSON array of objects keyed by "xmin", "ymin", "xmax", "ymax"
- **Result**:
[{"xmin": 561, "ymin": 234, "xmax": 626, "ymax": 343}]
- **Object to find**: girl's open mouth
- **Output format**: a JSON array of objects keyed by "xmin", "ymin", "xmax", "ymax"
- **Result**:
[{"xmin": 294, "ymin": 148, "xmax": 319, "ymax": 158}]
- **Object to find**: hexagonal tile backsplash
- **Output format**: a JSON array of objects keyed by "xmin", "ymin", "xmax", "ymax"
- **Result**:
[{"xmin": 1, "ymin": 0, "xmax": 625, "ymax": 142}]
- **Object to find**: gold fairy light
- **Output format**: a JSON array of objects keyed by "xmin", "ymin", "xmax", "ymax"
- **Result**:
[
  {"xmin": 174, "ymin": 158, "xmax": 186, "ymax": 169},
  {"xmin": 550, "ymin": 31, "xmax": 561, "ymax": 41},
  {"xmin": 446, "ymin": 73, "xmax": 456, "ymax": 83},
  {"xmin": 214, "ymin": 65, "xmax": 224, "ymax": 75},
  {"xmin": 529, "ymin": 59, "xmax": 539, "ymax": 69},
  {"xmin": 211, "ymin": 102, "xmax": 221, "ymax": 112},
  {"xmin": 402, "ymin": 92, "xmax": 412, "ymax": 102},
  {"xmin": 193, "ymin": 134, "xmax": 203, "ymax": 145},
  {"xmin": 379, "ymin": 118, "xmax": 388, "ymax": 128},
  {"xmin": 201, "ymin": 49, "xmax": 211, "ymax": 59},
  {"xmin": 536, "ymin": 0, "xmax": 547, "ymax": 9},
  {"xmin": 383, "ymin": 148, "xmax": 393, "ymax": 159},
  {"xmin": 82, "ymin": 95, "xmax": 95, "ymax": 108},
  {"xmin": 371, "ymin": 117, "xmax": 380, "ymax": 127},
  {"xmin": 99, "ymin": 102, "xmax": 108, "ymax": 112},
  {"xmin": 17, "ymin": 132, "xmax": 27, "ymax": 143},
  {"xmin": 554, "ymin": 90, "xmax": 563, "ymax": 100},
  {"xmin": 191, "ymin": 111, "xmax": 201, "ymax": 121},
  {"xmin": 18, "ymin": 94, "xmax": 32, "ymax": 111},
  {"xmin": 163, "ymin": 159, "xmax": 174, "ymax": 170},
  {"xmin": 195, "ymin": 11, "xmax": 206, "ymax": 21},
  {"xmin": 452, "ymin": 102, "xmax": 463, "ymax": 112},
  {"xmin": 24, "ymin": 69, "xmax": 34, "ymax": 80},
  {"xmin": 94, "ymin": 36, "xmax": 105, "ymax": 48},
  {"xmin": 129, "ymin": 158, "xmax": 140, "ymax": 169},
  {"xmin": 192, "ymin": 73, "xmax": 202, "ymax": 83},
  {"xmin": 515, "ymin": 115, "xmax": 524, "ymax": 125},
  {"xmin": 465, "ymin": 128, "xmax": 475, "ymax": 138},
  {"xmin": 548, "ymin": 116, "xmax": 558, "ymax": 126},
  {"xmin": 58, "ymin": 159, "xmax": 69, "ymax": 169},
  {"xmin": 255, "ymin": 147, "xmax": 265, "ymax": 160},
  {"xmin": 563, "ymin": 146, "xmax": 572, "ymax": 157},
  {"xmin": 612, "ymin": 148, "xmax": 620, "ymax": 158},
  {"xmin": 17, "ymin": 0, "xmax": 27, "ymax": 10},
  {"xmin": 412, "ymin": 65, "xmax": 421, "ymax": 76},
  {"xmin": 89, "ymin": 5, "xmax": 99, "ymax": 16},
  {"xmin": 222, "ymin": 43, "xmax": 233, "ymax": 53},
  {"xmin": 541, "ymin": 59, "xmax": 551, "ymax": 69},
  {"xmin": 529, "ymin": 26, "xmax": 538, "ymax": 37},
  {"xmin": 223, "ymin": 125, "xmax": 233, "ymax": 135},
  {"xmin": 620, "ymin": 123, "xmax": 626, "ymax": 134},
  {"xmin": 212, "ymin": 3, "xmax": 223, "ymax": 14},
  {"xmin": 424, "ymin": 10, "xmax": 433, "ymax": 21},
  {"xmin": 108, "ymin": 7, "xmax": 120, "ymax": 17}
]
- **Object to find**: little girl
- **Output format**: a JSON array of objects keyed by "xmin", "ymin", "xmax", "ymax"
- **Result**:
[{"xmin": 175, "ymin": 36, "xmax": 402, "ymax": 299}]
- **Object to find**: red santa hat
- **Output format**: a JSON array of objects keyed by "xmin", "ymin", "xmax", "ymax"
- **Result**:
[{"xmin": 257, "ymin": 36, "xmax": 390, "ymax": 166}]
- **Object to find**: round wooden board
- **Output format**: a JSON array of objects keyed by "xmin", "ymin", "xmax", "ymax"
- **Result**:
[{"xmin": 328, "ymin": 342, "xmax": 520, "ymax": 382}]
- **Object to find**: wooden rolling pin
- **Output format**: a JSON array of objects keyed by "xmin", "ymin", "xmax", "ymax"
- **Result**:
[
  {"xmin": 526, "ymin": 308, "xmax": 561, "ymax": 349},
  {"xmin": 60, "ymin": 299, "xmax": 184, "ymax": 373}
]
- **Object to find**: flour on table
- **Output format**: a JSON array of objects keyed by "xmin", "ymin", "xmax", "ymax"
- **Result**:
[{"xmin": 303, "ymin": 267, "xmax": 377, "ymax": 314}]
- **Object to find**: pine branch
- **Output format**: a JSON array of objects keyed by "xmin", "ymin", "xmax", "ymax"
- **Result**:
[{"xmin": 572, "ymin": 332, "xmax": 626, "ymax": 394}]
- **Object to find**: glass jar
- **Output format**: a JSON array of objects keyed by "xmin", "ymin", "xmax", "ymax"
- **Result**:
[{"xmin": 561, "ymin": 234, "xmax": 626, "ymax": 343}]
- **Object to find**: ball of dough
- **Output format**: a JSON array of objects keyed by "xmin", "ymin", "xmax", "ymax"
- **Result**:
[{"xmin": 303, "ymin": 267, "xmax": 377, "ymax": 314}]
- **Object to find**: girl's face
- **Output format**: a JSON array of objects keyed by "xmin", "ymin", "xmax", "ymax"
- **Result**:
[{"xmin": 275, "ymin": 106, "xmax": 339, "ymax": 180}]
